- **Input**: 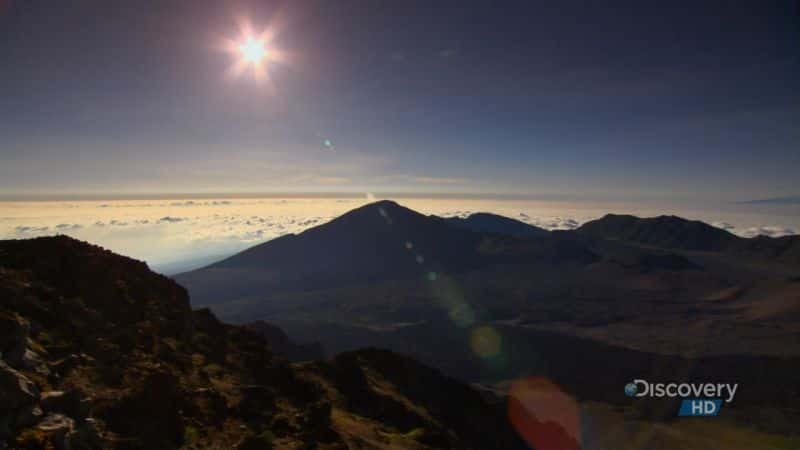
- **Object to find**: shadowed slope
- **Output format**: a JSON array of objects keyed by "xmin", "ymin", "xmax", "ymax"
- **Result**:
[
  {"xmin": 578, "ymin": 214, "xmax": 800, "ymax": 265},
  {"xmin": 577, "ymin": 214, "xmax": 739, "ymax": 251},
  {"xmin": 177, "ymin": 201, "xmax": 596, "ymax": 306},
  {"xmin": 442, "ymin": 212, "xmax": 549, "ymax": 238}
]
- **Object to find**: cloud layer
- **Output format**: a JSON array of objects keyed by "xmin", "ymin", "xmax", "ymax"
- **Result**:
[{"xmin": 2, "ymin": 198, "xmax": 797, "ymax": 268}]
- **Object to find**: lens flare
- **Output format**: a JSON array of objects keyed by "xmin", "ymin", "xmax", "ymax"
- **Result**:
[
  {"xmin": 470, "ymin": 325, "xmax": 501, "ymax": 358},
  {"xmin": 509, "ymin": 377, "xmax": 581, "ymax": 450},
  {"xmin": 239, "ymin": 37, "xmax": 268, "ymax": 64},
  {"xmin": 220, "ymin": 17, "xmax": 288, "ymax": 85}
]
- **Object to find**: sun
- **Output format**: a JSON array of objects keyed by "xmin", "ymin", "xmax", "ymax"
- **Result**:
[
  {"xmin": 239, "ymin": 37, "xmax": 268, "ymax": 64},
  {"xmin": 221, "ymin": 18, "xmax": 287, "ymax": 83}
]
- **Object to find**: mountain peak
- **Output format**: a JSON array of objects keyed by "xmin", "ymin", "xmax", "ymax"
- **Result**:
[
  {"xmin": 336, "ymin": 199, "xmax": 419, "ymax": 221},
  {"xmin": 177, "ymin": 202, "xmax": 600, "ymax": 307},
  {"xmin": 346, "ymin": 199, "xmax": 404, "ymax": 213},
  {"xmin": 364, "ymin": 199, "xmax": 401, "ymax": 209},
  {"xmin": 579, "ymin": 213, "xmax": 738, "ymax": 251},
  {"xmin": 443, "ymin": 212, "xmax": 549, "ymax": 238}
]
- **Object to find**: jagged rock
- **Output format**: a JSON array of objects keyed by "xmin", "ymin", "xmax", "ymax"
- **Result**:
[
  {"xmin": 182, "ymin": 387, "xmax": 227, "ymax": 426},
  {"xmin": 236, "ymin": 385, "xmax": 276, "ymax": 418},
  {"xmin": 41, "ymin": 390, "xmax": 90, "ymax": 419},
  {"xmin": 51, "ymin": 354, "xmax": 94, "ymax": 375},
  {"xmin": 14, "ymin": 404, "xmax": 44, "ymax": 429},
  {"xmin": 21, "ymin": 349, "xmax": 50, "ymax": 376},
  {"xmin": 100, "ymin": 369, "xmax": 184, "ymax": 448},
  {"xmin": 0, "ymin": 360, "xmax": 39, "ymax": 416},
  {"xmin": 110, "ymin": 329, "xmax": 137, "ymax": 355},
  {"xmin": 305, "ymin": 400, "xmax": 332, "ymax": 429},
  {"xmin": 88, "ymin": 338, "xmax": 121, "ymax": 364},
  {"xmin": 0, "ymin": 312, "xmax": 29, "ymax": 367},
  {"xmin": 269, "ymin": 414, "xmax": 294, "ymax": 436},
  {"xmin": 302, "ymin": 400, "xmax": 336, "ymax": 442},
  {"xmin": 134, "ymin": 322, "xmax": 158, "ymax": 352},
  {"xmin": 0, "ymin": 237, "xmax": 529, "ymax": 449},
  {"xmin": 72, "ymin": 417, "xmax": 105, "ymax": 449},
  {"xmin": 40, "ymin": 391, "xmax": 65, "ymax": 409},
  {"xmin": 235, "ymin": 432, "xmax": 274, "ymax": 450},
  {"xmin": 36, "ymin": 413, "xmax": 75, "ymax": 450}
]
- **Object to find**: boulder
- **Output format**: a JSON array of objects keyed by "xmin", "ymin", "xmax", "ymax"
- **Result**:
[
  {"xmin": 41, "ymin": 390, "xmax": 91, "ymax": 419},
  {"xmin": 235, "ymin": 432, "xmax": 274, "ymax": 450},
  {"xmin": 100, "ymin": 370, "xmax": 184, "ymax": 447},
  {"xmin": 0, "ymin": 360, "xmax": 39, "ymax": 413},
  {"xmin": 88, "ymin": 338, "xmax": 121, "ymax": 364},
  {"xmin": 72, "ymin": 417, "xmax": 105, "ymax": 449},
  {"xmin": 183, "ymin": 387, "xmax": 227, "ymax": 425},
  {"xmin": 21, "ymin": 349, "xmax": 50, "ymax": 376},
  {"xmin": 14, "ymin": 405, "xmax": 44, "ymax": 429},
  {"xmin": 51, "ymin": 354, "xmax": 94, "ymax": 375},
  {"xmin": 36, "ymin": 413, "xmax": 76, "ymax": 450},
  {"xmin": 236, "ymin": 385, "xmax": 276, "ymax": 418},
  {"xmin": 0, "ymin": 312, "xmax": 29, "ymax": 367}
]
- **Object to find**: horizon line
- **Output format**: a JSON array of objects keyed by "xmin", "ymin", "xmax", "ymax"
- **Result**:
[{"xmin": 0, "ymin": 191, "xmax": 596, "ymax": 202}]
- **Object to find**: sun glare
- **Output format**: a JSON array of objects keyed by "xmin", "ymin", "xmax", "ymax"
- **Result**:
[
  {"xmin": 222, "ymin": 18, "xmax": 287, "ymax": 84},
  {"xmin": 239, "ymin": 37, "xmax": 268, "ymax": 64}
]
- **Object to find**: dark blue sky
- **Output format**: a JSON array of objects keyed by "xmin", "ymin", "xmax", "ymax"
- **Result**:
[{"xmin": 1, "ymin": 0, "xmax": 798, "ymax": 200}]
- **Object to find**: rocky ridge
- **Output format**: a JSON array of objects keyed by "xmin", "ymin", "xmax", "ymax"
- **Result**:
[{"xmin": 0, "ymin": 236, "xmax": 524, "ymax": 449}]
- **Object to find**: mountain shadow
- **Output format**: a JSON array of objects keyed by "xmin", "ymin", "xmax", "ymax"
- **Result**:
[
  {"xmin": 578, "ymin": 213, "xmax": 800, "ymax": 265},
  {"xmin": 176, "ymin": 200, "xmax": 598, "ymax": 306},
  {"xmin": 442, "ymin": 212, "xmax": 549, "ymax": 238}
]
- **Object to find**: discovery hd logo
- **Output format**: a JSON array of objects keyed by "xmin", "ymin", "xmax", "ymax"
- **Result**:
[{"xmin": 624, "ymin": 379, "xmax": 738, "ymax": 417}]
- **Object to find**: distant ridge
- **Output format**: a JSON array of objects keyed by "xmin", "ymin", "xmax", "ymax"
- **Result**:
[
  {"xmin": 176, "ymin": 200, "xmax": 597, "ymax": 306},
  {"xmin": 578, "ymin": 213, "xmax": 800, "ymax": 265},
  {"xmin": 177, "ymin": 200, "xmax": 487, "ymax": 305},
  {"xmin": 442, "ymin": 212, "xmax": 549, "ymax": 238},
  {"xmin": 577, "ymin": 214, "xmax": 738, "ymax": 251},
  {"xmin": 206, "ymin": 199, "xmax": 486, "ymax": 274},
  {"xmin": 177, "ymin": 203, "xmax": 799, "ymax": 312}
]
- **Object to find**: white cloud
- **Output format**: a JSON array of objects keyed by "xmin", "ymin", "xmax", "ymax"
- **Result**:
[
  {"xmin": 3, "ymin": 199, "xmax": 798, "ymax": 269},
  {"xmin": 711, "ymin": 221, "xmax": 736, "ymax": 231},
  {"xmin": 524, "ymin": 216, "xmax": 581, "ymax": 230},
  {"xmin": 14, "ymin": 225, "xmax": 49, "ymax": 234},
  {"xmin": 739, "ymin": 226, "xmax": 797, "ymax": 238},
  {"xmin": 711, "ymin": 221, "xmax": 796, "ymax": 238}
]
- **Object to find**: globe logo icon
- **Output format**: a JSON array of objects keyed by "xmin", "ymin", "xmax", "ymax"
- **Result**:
[{"xmin": 624, "ymin": 382, "xmax": 638, "ymax": 397}]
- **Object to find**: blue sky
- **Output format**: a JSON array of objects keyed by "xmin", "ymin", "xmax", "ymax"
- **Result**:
[{"xmin": 1, "ymin": 0, "xmax": 798, "ymax": 201}]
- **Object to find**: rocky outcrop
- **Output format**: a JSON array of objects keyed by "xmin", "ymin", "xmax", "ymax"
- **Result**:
[
  {"xmin": 0, "ymin": 312, "xmax": 29, "ymax": 367},
  {"xmin": 0, "ymin": 236, "xmax": 525, "ymax": 449},
  {"xmin": 40, "ymin": 390, "xmax": 91, "ymax": 419},
  {"xmin": 36, "ymin": 413, "xmax": 76, "ymax": 450},
  {"xmin": 0, "ymin": 360, "xmax": 41, "ymax": 438}
]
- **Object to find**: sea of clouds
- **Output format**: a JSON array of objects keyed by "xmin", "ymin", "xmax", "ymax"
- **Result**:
[{"xmin": 2, "ymin": 197, "xmax": 797, "ymax": 270}]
